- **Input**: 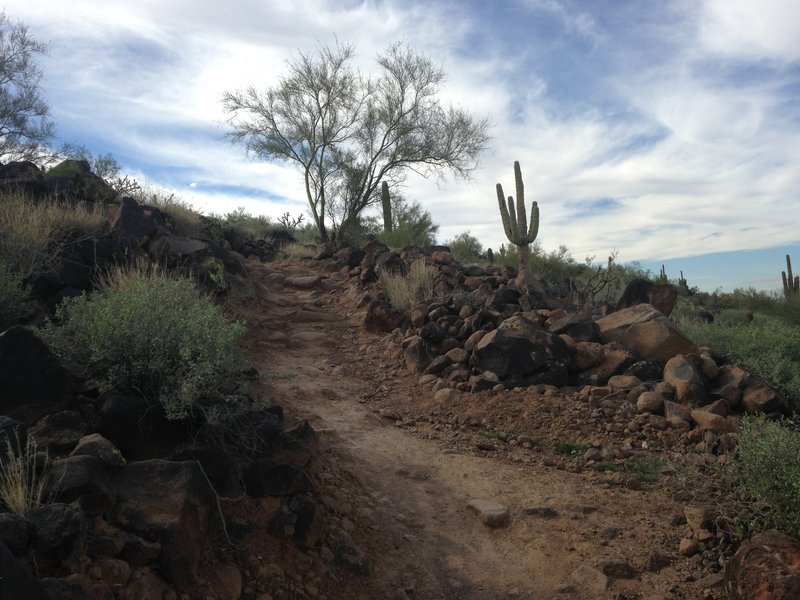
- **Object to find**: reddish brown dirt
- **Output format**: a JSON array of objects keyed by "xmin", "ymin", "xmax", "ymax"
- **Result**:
[{"xmin": 228, "ymin": 257, "xmax": 729, "ymax": 600}]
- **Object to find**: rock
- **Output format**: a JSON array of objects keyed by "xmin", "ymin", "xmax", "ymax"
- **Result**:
[
  {"xmin": 645, "ymin": 549, "xmax": 672, "ymax": 572},
  {"xmin": 471, "ymin": 316, "xmax": 570, "ymax": 386},
  {"xmin": 283, "ymin": 275, "xmax": 324, "ymax": 289},
  {"xmin": 271, "ymin": 420, "xmax": 319, "ymax": 470},
  {"xmin": 650, "ymin": 283, "xmax": 678, "ymax": 316},
  {"xmin": 0, "ymin": 540, "xmax": 50, "ymax": 599},
  {"xmin": 110, "ymin": 460, "xmax": 217, "ymax": 586},
  {"xmin": 107, "ymin": 196, "xmax": 165, "ymax": 243},
  {"xmin": 711, "ymin": 365, "xmax": 747, "ymax": 409},
  {"xmin": 573, "ymin": 341, "xmax": 605, "ymax": 371},
  {"xmin": 466, "ymin": 499, "xmax": 510, "ymax": 528},
  {"xmin": 683, "ymin": 506, "xmax": 712, "ymax": 534},
  {"xmin": 424, "ymin": 355, "xmax": 452, "ymax": 375},
  {"xmin": 690, "ymin": 410, "xmax": 740, "ymax": 434},
  {"xmin": 99, "ymin": 392, "xmax": 187, "ymax": 460},
  {"xmin": 637, "ymin": 391, "xmax": 665, "ymax": 415},
  {"xmin": 403, "ymin": 336, "xmax": 433, "ymax": 373},
  {"xmin": 212, "ymin": 562, "xmax": 243, "ymax": 600},
  {"xmin": 597, "ymin": 304, "xmax": 697, "ymax": 365},
  {"xmin": 26, "ymin": 501, "xmax": 86, "ymax": 559},
  {"xmin": 0, "ymin": 513, "xmax": 32, "ymax": 556},
  {"xmin": 599, "ymin": 558, "xmax": 638, "ymax": 579},
  {"xmin": 0, "ymin": 326, "xmax": 75, "ymax": 424},
  {"xmin": 364, "ymin": 298, "xmax": 405, "ymax": 333},
  {"xmin": 522, "ymin": 506, "xmax": 559, "ymax": 519},
  {"xmin": 678, "ymin": 537, "xmax": 700, "ymax": 557},
  {"xmin": 70, "ymin": 433, "xmax": 126, "ymax": 469},
  {"xmin": 624, "ymin": 360, "xmax": 664, "ymax": 382},
  {"xmin": 433, "ymin": 388, "xmax": 459, "ymax": 403},
  {"xmin": 0, "ymin": 416, "xmax": 26, "ymax": 459},
  {"xmin": 570, "ymin": 564, "xmax": 608, "ymax": 593},
  {"xmin": 725, "ymin": 530, "xmax": 800, "ymax": 600},
  {"xmin": 29, "ymin": 410, "xmax": 92, "ymax": 454},
  {"xmin": 242, "ymin": 459, "xmax": 314, "ymax": 497},
  {"xmin": 444, "ymin": 347, "xmax": 469, "ymax": 364},
  {"xmin": 742, "ymin": 379, "xmax": 789, "ymax": 415},
  {"xmin": 664, "ymin": 354, "xmax": 708, "ymax": 405},
  {"xmin": 44, "ymin": 455, "xmax": 115, "ymax": 515},
  {"xmin": 578, "ymin": 342, "xmax": 633, "ymax": 386}
]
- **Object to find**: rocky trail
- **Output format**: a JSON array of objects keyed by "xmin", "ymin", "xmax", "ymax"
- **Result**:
[{"xmin": 228, "ymin": 257, "xmax": 728, "ymax": 600}]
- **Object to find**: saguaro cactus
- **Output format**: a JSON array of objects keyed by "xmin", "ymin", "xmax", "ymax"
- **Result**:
[
  {"xmin": 381, "ymin": 181, "xmax": 393, "ymax": 233},
  {"xmin": 782, "ymin": 254, "xmax": 799, "ymax": 297},
  {"xmin": 496, "ymin": 161, "xmax": 539, "ymax": 272}
]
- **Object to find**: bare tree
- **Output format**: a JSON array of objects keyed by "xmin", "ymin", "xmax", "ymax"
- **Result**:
[
  {"xmin": 0, "ymin": 12, "xmax": 54, "ymax": 162},
  {"xmin": 223, "ymin": 40, "xmax": 490, "ymax": 243}
]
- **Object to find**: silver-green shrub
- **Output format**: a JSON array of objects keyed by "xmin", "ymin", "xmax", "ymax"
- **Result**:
[{"xmin": 43, "ymin": 267, "xmax": 245, "ymax": 421}]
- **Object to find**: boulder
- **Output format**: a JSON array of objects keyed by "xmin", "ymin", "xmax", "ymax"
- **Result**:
[
  {"xmin": 471, "ymin": 316, "xmax": 571, "ymax": 386},
  {"xmin": 577, "ymin": 342, "xmax": 634, "ymax": 386},
  {"xmin": 664, "ymin": 354, "xmax": 708, "ymax": 405},
  {"xmin": 44, "ymin": 455, "xmax": 115, "ymax": 515},
  {"xmin": 596, "ymin": 304, "xmax": 697, "ymax": 365},
  {"xmin": 650, "ymin": 283, "xmax": 678, "ymax": 316},
  {"xmin": 404, "ymin": 336, "xmax": 433, "ymax": 373},
  {"xmin": 0, "ymin": 513, "xmax": 32, "ymax": 556},
  {"xmin": 110, "ymin": 460, "xmax": 218, "ymax": 587},
  {"xmin": 70, "ymin": 433, "xmax": 126, "ymax": 470},
  {"xmin": 26, "ymin": 501, "xmax": 87, "ymax": 560},
  {"xmin": 742, "ymin": 378, "xmax": 790, "ymax": 415},
  {"xmin": 42, "ymin": 159, "xmax": 116, "ymax": 203},
  {"xmin": 0, "ymin": 326, "xmax": 75, "ymax": 424},
  {"xmin": 725, "ymin": 530, "xmax": 800, "ymax": 600},
  {"xmin": 29, "ymin": 410, "xmax": 92, "ymax": 454},
  {"xmin": 0, "ymin": 160, "xmax": 45, "ymax": 196},
  {"xmin": 106, "ymin": 196, "xmax": 165, "ymax": 243}
]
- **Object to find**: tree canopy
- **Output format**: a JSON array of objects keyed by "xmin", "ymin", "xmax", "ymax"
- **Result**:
[
  {"xmin": 0, "ymin": 12, "xmax": 53, "ymax": 162},
  {"xmin": 223, "ymin": 40, "xmax": 490, "ymax": 243}
]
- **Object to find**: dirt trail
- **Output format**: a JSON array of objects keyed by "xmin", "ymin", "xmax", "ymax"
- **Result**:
[{"xmin": 232, "ymin": 258, "xmax": 717, "ymax": 600}]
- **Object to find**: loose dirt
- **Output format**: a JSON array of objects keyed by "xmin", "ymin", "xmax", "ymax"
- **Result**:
[{"xmin": 229, "ymin": 257, "xmax": 726, "ymax": 600}]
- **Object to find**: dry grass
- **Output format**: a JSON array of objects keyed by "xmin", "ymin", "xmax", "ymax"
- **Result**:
[
  {"xmin": 379, "ymin": 258, "xmax": 437, "ymax": 311},
  {"xmin": 0, "ymin": 190, "xmax": 106, "ymax": 276},
  {"xmin": 280, "ymin": 242, "xmax": 317, "ymax": 260},
  {"xmin": 0, "ymin": 435, "xmax": 50, "ymax": 516}
]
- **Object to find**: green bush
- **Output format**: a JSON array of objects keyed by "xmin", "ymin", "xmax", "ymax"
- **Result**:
[
  {"xmin": 445, "ymin": 231, "xmax": 484, "ymax": 264},
  {"xmin": 43, "ymin": 266, "xmax": 245, "ymax": 421},
  {"xmin": 737, "ymin": 416, "xmax": 800, "ymax": 537}
]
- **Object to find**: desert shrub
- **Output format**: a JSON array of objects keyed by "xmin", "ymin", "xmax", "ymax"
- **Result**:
[
  {"xmin": 0, "ymin": 436, "xmax": 50, "ymax": 516},
  {"xmin": 446, "ymin": 231, "xmax": 483, "ymax": 264},
  {"xmin": 0, "ymin": 190, "xmax": 105, "ymax": 276},
  {"xmin": 380, "ymin": 258, "xmax": 437, "ymax": 311},
  {"xmin": 0, "ymin": 259, "xmax": 30, "ymax": 331},
  {"xmin": 681, "ymin": 314, "xmax": 800, "ymax": 406},
  {"xmin": 43, "ymin": 265, "xmax": 245, "ymax": 421},
  {"xmin": 737, "ymin": 416, "xmax": 800, "ymax": 537}
]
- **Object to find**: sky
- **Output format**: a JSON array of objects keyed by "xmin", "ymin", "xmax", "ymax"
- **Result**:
[{"xmin": 6, "ymin": 0, "xmax": 800, "ymax": 293}]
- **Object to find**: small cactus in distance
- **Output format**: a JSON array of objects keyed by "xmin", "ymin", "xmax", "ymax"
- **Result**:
[
  {"xmin": 381, "ymin": 181, "xmax": 393, "ymax": 233},
  {"xmin": 496, "ymin": 161, "xmax": 539, "ymax": 272},
  {"xmin": 782, "ymin": 254, "xmax": 799, "ymax": 297}
]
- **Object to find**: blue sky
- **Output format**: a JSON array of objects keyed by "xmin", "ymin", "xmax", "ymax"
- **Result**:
[{"xmin": 7, "ymin": 0, "xmax": 800, "ymax": 292}]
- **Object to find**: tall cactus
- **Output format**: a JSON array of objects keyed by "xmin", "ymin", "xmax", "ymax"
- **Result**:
[
  {"xmin": 496, "ymin": 161, "xmax": 539, "ymax": 272},
  {"xmin": 783, "ymin": 254, "xmax": 799, "ymax": 297},
  {"xmin": 381, "ymin": 181, "xmax": 393, "ymax": 233}
]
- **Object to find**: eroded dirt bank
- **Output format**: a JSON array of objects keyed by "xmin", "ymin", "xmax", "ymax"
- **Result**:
[{"xmin": 229, "ymin": 257, "xmax": 725, "ymax": 600}]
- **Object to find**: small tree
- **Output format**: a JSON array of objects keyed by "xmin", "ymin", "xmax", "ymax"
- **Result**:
[
  {"xmin": 223, "ymin": 40, "xmax": 490, "ymax": 243},
  {"xmin": 0, "ymin": 12, "xmax": 53, "ymax": 162}
]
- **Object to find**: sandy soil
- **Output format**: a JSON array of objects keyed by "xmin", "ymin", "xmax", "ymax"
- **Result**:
[{"xmin": 228, "ymin": 257, "xmax": 727, "ymax": 600}]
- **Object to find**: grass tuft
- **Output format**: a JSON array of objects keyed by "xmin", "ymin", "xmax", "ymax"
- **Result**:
[
  {"xmin": 0, "ymin": 435, "xmax": 50, "ymax": 516},
  {"xmin": 379, "ymin": 258, "xmax": 437, "ymax": 311}
]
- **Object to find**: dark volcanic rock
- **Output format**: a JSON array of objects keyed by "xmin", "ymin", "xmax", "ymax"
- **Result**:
[
  {"xmin": 0, "ymin": 326, "xmax": 74, "ymax": 425},
  {"xmin": 726, "ymin": 530, "xmax": 800, "ymax": 600}
]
